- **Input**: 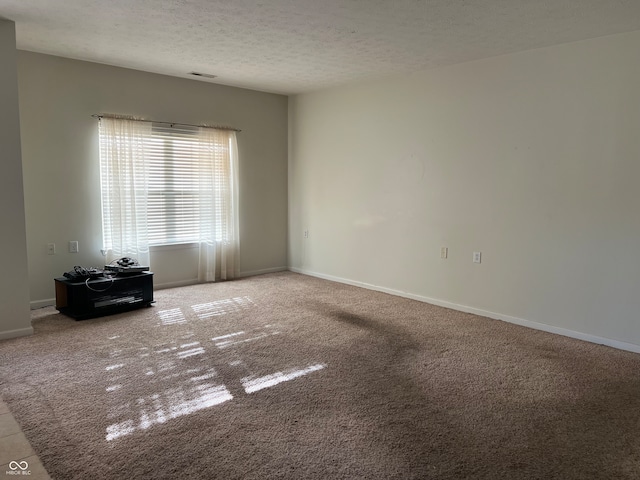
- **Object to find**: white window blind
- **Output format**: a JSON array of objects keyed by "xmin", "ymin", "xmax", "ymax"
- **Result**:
[{"xmin": 145, "ymin": 123, "xmax": 231, "ymax": 246}]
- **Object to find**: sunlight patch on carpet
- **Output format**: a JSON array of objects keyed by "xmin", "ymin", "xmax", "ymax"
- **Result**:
[
  {"xmin": 158, "ymin": 308, "xmax": 187, "ymax": 325},
  {"xmin": 106, "ymin": 379, "xmax": 232, "ymax": 441},
  {"xmin": 242, "ymin": 363, "xmax": 327, "ymax": 394},
  {"xmin": 177, "ymin": 347, "xmax": 206, "ymax": 359},
  {"xmin": 213, "ymin": 326, "xmax": 280, "ymax": 349},
  {"xmin": 211, "ymin": 331, "xmax": 246, "ymax": 342},
  {"xmin": 191, "ymin": 296, "xmax": 254, "ymax": 319}
]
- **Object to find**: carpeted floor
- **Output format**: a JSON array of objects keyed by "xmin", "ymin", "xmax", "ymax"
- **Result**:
[{"xmin": 1, "ymin": 271, "xmax": 640, "ymax": 479}]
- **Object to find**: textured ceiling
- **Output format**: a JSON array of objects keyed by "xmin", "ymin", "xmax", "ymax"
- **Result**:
[{"xmin": 2, "ymin": 0, "xmax": 640, "ymax": 95}]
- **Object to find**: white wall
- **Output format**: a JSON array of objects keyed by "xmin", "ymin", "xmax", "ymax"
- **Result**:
[
  {"xmin": 289, "ymin": 30, "xmax": 640, "ymax": 349},
  {"xmin": 0, "ymin": 19, "xmax": 32, "ymax": 339},
  {"xmin": 18, "ymin": 52, "xmax": 288, "ymax": 305}
]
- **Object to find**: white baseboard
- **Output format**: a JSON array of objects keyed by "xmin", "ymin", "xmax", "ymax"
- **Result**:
[
  {"xmin": 154, "ymin": 279, "xmax": 199, "ymax": 290},
  {"xmin": 289, "ymin": 267, "xmax": 640, "ymax": 355},
  {"xmin": 154, "ymin": 267, "xmax": 288, "ymax": 290},
  {"xmin": 238, "ymin": 266, "xmax": 288, "ymax": 278},
  {"xmin": 0, "ymin": 327, "xmax": 34, "ymax": 340},
  {"xmin": 30, "ymin": 298, "xmax": 55, "ymax": 310}
]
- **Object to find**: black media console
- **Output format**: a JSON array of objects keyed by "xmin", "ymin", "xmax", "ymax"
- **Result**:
[{"xmin": 55, "ymin": 272, "xmax": 154, "ymax": 320}]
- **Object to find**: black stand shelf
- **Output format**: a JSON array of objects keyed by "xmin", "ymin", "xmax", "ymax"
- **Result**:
[{"xmin": 55, "ymin": 272, "xmax": 154, "ymax": 320}]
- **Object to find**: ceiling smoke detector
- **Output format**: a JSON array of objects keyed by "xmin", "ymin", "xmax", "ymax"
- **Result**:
[{"xmin": 189, "ymin": 72, "xmax": 217, "ymax": 79}]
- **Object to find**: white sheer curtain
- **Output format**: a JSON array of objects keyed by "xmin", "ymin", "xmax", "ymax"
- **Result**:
[
  {"xmin": 197, "ymin": 129, "xmax": 240, "ymax": 282},
  {"xmin": 99, "ymin": 117, "xmax": 152, "ymax": 267}
]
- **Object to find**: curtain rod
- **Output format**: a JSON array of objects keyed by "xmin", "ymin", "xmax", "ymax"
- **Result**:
[{"xmin": 91, "ymin": 114, "xmax": 241, "ymax": 132}]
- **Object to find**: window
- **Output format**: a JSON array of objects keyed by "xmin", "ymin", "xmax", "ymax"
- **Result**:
[
  {"xmin": 145, "ymin": 123, "xmax": 231, "ymax": 246},
  {"xmin": 98, "ymin": 116, "xmax": 239, "ymax": 281}
]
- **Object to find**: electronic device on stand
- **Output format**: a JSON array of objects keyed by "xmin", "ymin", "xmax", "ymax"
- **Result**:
[
  {"xmin": 104, "ymin": 257, "xmax": 150, "ymax": 274},
  {"xmin": 55, "ymin": 257, "xmax": 153, "ymax": 320}
]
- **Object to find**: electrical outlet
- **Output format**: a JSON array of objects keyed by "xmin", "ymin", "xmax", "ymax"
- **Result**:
[
  {"xmin": 304, "ymin": 229, "xmax": 309, "ymax": 239},
  {"xmin": 473, "ymin": 251, "xmax": 482, "ymax": 264},
  {"xmin": 440, "ymin": 247, "xmax": 448, "ymax": 259},
  {"xmin": 47, "ymin": 243, "xmax": 56, "ymax": 255},
  {"xmin": 69, "ymin": 241, "xmax": 79, "ymax": 253}
]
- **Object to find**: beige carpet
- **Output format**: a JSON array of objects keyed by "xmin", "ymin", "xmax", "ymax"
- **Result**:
[{"xmin": 1, "ymin": 272, "xmax": 640, "ymax": 479}]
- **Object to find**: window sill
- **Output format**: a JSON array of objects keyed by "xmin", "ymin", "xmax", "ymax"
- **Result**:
[{"xmin": 150, "ymin": 242, "xmax": 199, "ymax": 252}]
